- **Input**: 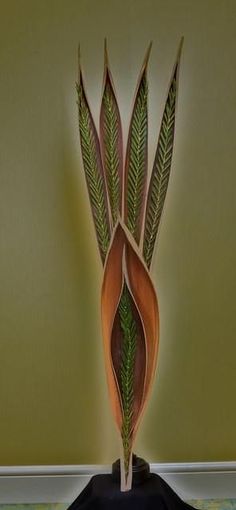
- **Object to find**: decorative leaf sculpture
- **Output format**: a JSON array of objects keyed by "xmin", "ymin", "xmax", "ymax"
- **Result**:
[
  {"xmin": 76, "ymin": 39, "xmax": 183, "ymax": 491},
  {"xmin": 100, "ymin": 41, "xmax": 123, "ymax": 226}
]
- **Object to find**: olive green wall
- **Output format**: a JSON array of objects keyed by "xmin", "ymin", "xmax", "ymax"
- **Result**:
[{"xmin": 0, "ymin": 0, "xmax": 236, "ymax": 465}]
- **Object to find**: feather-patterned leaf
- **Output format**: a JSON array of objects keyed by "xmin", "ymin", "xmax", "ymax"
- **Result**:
[
  {"xmin": 124, "ymin": 44, "xmax": 151, "ymax": 244},
  {"xmin": 100, "ymin": 41, "xmax": 123, "ymax": 225},
  {"xmin": 119, "ymin": 282, "xmax": 137, "ymax": 478},
  {"xmin": 77, "ymin": 66, "xmax": 111, "ymax": 264},
  {"xmin": 143, "ymin": 38, "xmax": 183, "ymax": 269},
  {"xmin": 101, "ymin": 222, "xmax": 159, "ymax": 491}
]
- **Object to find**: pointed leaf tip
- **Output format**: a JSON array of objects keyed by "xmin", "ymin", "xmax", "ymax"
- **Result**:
[
  {"xmin": 176, "ymin": 36, "xmax": 184, "ymax": 65},
  {"xmin": 142, "ymin": 41, "xmax": 153, "ymax": 72},
  {"xmin": 146, "ymin": 40, "xmax": 153, "ymax": 59},
  {"xmin": 104, "ymin": 38, "xmax": 109, "ymax": 68},
  {"xmin": 77, "ymin": 44, "xmax": 81, "ymax": 82}
]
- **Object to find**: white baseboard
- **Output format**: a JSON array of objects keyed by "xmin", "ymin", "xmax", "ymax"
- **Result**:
[{"xmin": 0, "ymin": 462, "xmax": 236, "ymax": 504}]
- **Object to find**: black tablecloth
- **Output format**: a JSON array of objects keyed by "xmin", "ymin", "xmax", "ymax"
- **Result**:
[{"xmin": 67, "ymin": 473, "xmax": 196, "ymax": 510}]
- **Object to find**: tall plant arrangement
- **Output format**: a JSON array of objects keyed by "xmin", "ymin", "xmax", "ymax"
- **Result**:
[{"xmin": 76, "ymin": 39, "xmax": 183, "ymax": 492}]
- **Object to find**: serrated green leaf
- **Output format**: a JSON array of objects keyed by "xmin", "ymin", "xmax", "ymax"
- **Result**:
[
  {"xmin": 124, "ymin": 46, "xmax": 151, "ymax": 244},
  {"xmin": 77, "ymin": 73, "xmax": 111, "ymax": 263},
  {"xmin": 100, "ymin": 44, "xmax": 123, "ymax": 226},
  {"xmin": 119, "ymin": 283, "xmax": 137, "ymax": 478},
  {"xmin": 143, "ymin": 39, "xmax": 183, "ymax": 269}
]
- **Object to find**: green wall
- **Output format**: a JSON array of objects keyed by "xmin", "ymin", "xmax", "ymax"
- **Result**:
[{"xmin": 0, "ymin": 0, "xmax": 236, "ymax": 465}]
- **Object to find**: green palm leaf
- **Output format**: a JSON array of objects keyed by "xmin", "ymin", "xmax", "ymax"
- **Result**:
[
  {"xmin": 119, "ymin": 283, "xmax": 137, "ymax": 478},
  {"xmin": 77, "ymin": 65, "xmax": 111, "ymax": 264},
  {"xmin": 100, "ymin": 41, "xmax": 123, "ymax": 226},
  {"xmin": 124, "ymin": 44, "xmax": 151, "ymax": 244},
  {"xmin": 143, "ymin": 38, "xmax": 183, "ymax": 269}
]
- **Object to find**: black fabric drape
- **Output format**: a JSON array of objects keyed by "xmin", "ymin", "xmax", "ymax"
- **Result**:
[{"xmin": 67, "ymin": 473, "xmax": 196, "ymax": 510}]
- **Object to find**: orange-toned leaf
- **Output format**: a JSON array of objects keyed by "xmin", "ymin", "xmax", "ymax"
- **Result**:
[{"xmin": 101, "ymin": 222, "xmax": 159, "ymax": 490}]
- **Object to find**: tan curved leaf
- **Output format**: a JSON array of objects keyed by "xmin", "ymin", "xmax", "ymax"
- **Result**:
[
  {"xmin": 125, "ymin": 226, "xmax": 159, "ymax": 433},
  {"xmin": 101, "ymin": 222, "xmax": 159, "ymax": 491},
  {"xmin": 101, "ymin": 224, "xmax": 124, "ymax": 431}
]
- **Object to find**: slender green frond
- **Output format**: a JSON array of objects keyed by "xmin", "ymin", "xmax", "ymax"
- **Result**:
[
  {"xmin": 100, "ymin": 48, "xmax": 123, "ymax": 225},
  {"xmin": 125, "ymin": 69, "xmax": 148, "ymax": 244},
  {"xmin": 125, "ymin": 73, "xmax": 148, "ymax": 244},
  {"xmin": 119, "ymin": 283, "xmax": 137, "ymax": 478},
  {"xmin": 77, "ymin": 75, "xmax": 111, "ymax": 263},
  {"xmin": 143, "ymin": 40, "xmax": 183, "ymax": 269}
]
